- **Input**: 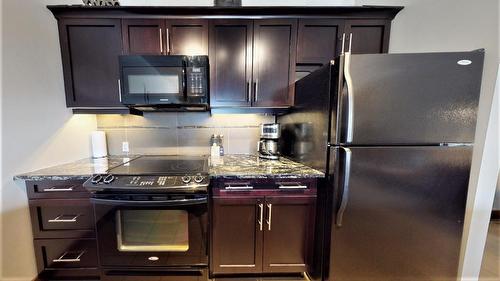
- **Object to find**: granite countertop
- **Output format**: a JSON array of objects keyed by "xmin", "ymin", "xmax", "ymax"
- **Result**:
[
  {"xmin": 209, "ymin": 155, "xmax": 324, "ymax": 179},
  {"xmin": 13, "ymin": 155, "xmax": 139, "ymax": 181},
  {"xmin": 14, "ymin": 154, "xmax": 324, "ymax": 181}
]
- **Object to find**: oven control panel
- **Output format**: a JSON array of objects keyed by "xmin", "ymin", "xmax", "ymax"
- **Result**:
[{"xmin": 83, "ymin": 174, "xmax": 209, "ymax": 192}]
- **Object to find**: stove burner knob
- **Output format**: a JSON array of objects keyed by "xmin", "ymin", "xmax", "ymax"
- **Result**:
[
  {"xmin": 91, "ymin": 175, "xmax": 103, "ymax": 184},
  {"xmin": 181, "ymin": 176, "xmax": 192, "ymax": 184},
  {"xmin": 194, "ymin": 175, "xmax": 204, "ymax": 183},
  {"xmin": 103, "ymin": 174, "xmax": 115, "ymax": 184}
]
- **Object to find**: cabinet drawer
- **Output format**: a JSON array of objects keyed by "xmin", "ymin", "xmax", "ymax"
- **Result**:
[
  {"xmin": 26, "ymin": 180, "xmax": 89, "ymax": 199},
  {"xmin": 212, "ymin": 178, "xmax": 317, "ymax": 197},
  {"xmin": 29, "ymin": 199, "xmax": 95, "ymax": 239},
  {"xmin": 34, "ymin": 238, "xmax": 98, "ymax": 270}
]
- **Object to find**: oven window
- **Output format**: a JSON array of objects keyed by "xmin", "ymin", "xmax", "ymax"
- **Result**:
[
  {"xmin": 125, "ymin": 67, "xmax": 181, "ymax": 95},
  {"xmin": 116, "ymin": 210, "xmax": 189, "ymax": 252}
]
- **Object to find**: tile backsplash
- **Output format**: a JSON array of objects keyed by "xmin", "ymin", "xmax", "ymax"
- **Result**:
[{"xmin": 96, "ymin": 113, "xmax": 274, "ymax": 155}]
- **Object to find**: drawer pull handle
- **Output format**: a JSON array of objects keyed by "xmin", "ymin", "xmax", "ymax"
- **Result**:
[
  {"xmin": 43, "ymin": 186, "xmax": 75, "ymax": 192},
  {"xmin": 278, "ymin": 184, "xmax": 307, "ymax": 189},
  {"xmin": 52, "ymin": 250, "xmax": 86, "ymax": 263},
  {"xmin": 224, "ymin": 185, "xmax": 254, "ymax": 190},
  {"xmin": 48, "ymin": 214, "xmax": 81, "ymax": 223}
]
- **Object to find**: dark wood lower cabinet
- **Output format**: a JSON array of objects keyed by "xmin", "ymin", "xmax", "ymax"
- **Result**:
[
  {"xmin": 211, "ymin": 196, "xmax": 263, "ymax": 274},
  {"xmin": 210, "ymin": 182, "xmax": 317, "ymax": 276},
  {"xmin": 262, "ymin": 196, "xmax": 316, "ymax": 273}
]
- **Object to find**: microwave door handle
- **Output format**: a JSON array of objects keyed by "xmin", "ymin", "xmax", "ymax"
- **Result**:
[
  {"xmin": 90, "ymin": 197, "xmax": 207, "ymax": 207},
  {"xmin": 182, "ymin": 67, "xmax": 187, "ymax": 97}
]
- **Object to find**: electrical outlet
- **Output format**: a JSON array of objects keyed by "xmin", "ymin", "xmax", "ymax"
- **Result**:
[{"xmin": 122, "ymin": 141, "xmax": 129, "ymax": 153}]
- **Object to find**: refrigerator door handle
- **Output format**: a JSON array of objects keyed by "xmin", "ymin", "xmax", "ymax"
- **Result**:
[
  {"xmin": 344, "ymin": 45, "xmax": 354, "ymax": 144},
  {"xmin": 336, "ymin": 147, "xmax": 352, "ymax": 227}
]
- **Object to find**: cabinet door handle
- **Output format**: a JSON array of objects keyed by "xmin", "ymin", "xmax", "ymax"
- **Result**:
[
  {"xmin": 118, "ymin": 79, "xmax": 122, "ymax": 102},
  {"xmin": 224, "ymin": 184, "xmax": 254, "ymax": 190},
  {"xmin": 246, "ymin": 82, "xmax": 251, "ymax": 102},
  {"xmin": 52, "ymin": 250, "xmax": 86, "ymax": 263},
  {"xmin": 278, "ymin": 183, "xmax": 307, "ymax": 189},
  {"xmin": 48, "ymin": 214, "xmax": 80, "ymax": 223},
  {"xmin": 159, "ymin": 28, "xmax": 163, "ymax": 53},
  {"xmin": 253, "ymin": 81, "xmax": 259, "ymax": 102},
  {"xmin": 258, "ymin": 203, "xmax": 264, "ymax": 231},
  {"xmin": 166, "ymin": 28, "xmax": 170, "ymax": 54},
  {"xmin": 266, "ymin": 203, "xmax": 272, "ymax": 231},
  {"xmin": 43, "ymin": 186, "xmax": 75, "ymax": 192}
]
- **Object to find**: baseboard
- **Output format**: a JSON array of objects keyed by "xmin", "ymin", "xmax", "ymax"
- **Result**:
[
  {"xmin": 0, "ymin": 278, "xmax": 33, "ymax": 281},
  {"xmin": 492, "ymin": 210, "xmax": 500, "ymax": 221}
]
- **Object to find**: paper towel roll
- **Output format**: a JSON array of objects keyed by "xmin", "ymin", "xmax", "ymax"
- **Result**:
[{"xmin": 91, "ymin": 131, "xmax": 108, "ymax": 158}]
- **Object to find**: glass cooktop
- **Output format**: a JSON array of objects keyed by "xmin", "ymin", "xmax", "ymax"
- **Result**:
[{"xmin": 109, "ymin": 155, "xmax": 208, "ymax": 175}]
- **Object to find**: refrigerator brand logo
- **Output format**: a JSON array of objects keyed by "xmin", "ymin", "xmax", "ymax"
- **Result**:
[{"xmin": 457, "ymin": 60, "xmax": 472, "ymax": 66}]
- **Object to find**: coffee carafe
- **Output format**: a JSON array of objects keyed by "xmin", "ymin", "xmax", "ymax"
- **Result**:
[{"xmin": 258, "ymin": 123, "xmax": 280, "ymax": 160}]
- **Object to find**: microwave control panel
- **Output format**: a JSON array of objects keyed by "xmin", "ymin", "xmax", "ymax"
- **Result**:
[{"xmin": 187, "ymin": 66, "xmax": 207, "ymax": 97}]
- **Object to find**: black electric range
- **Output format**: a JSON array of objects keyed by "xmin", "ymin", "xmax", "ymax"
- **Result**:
[
  {"xmin": 83, "ymin": 155, "xmax": 209, "ymax": 193},
  {"xmin": 84, "ymin": 156, "xmax": 210, "ymax": 277}
]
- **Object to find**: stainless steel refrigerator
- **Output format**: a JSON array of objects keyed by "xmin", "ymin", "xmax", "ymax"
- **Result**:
[{"xmin": 278, "ymin": 49, "xmax": 484, "ymax": 281}]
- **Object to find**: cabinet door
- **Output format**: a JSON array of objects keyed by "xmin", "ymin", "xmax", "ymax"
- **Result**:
[
  {"xmin": 297, "ymin": 19, "xmax": 344, "ymax": 65},
  {"xmin": 253, "ymin": 19, "xmax": 297, "ymax": 107},
  {"xmin": 262, "ymin": 195, "xmax": 316, "ymax": 273},
  {"xmin": 122, "ymin": 19, "xmax": 165, "ymax": 55},
  {"xmin": 58, "ymin": 19, "xmax": 124, "ymax": 107},
  {"xmin": 344, "ymin": 19, "xmax": 391, "ymax": 54},
  {"xmin": 211, "ymin": 197, "xmax": 263, "ymax": 274},
  {"xmin": 209, "ymin": 20, "xmax": 253, "ymax": 107},
  {"xmin": 168, "ymin": 19, "xmax": 208, "ymax": 55}
]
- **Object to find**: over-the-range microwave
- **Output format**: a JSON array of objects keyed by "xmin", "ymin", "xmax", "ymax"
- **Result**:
[{"xmin": 119, "ymin": 55, "xmax": 209, "ymax": 111}]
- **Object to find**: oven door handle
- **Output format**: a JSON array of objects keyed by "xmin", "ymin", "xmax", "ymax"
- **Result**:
[{"xmin": 90, "ymin": 197, "xmax": 207, "ymax": 207}]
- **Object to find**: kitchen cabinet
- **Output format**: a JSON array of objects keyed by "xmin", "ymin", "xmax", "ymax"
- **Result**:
[
  {"xmin": 252, "ymin": 19, "xmax": 297, "ymax": 107},
  {"xmin": 209, "ymin": 20, "xmax": 253, "ymax": 107},
  {"xmin": 58, "ymin": 18, "xmax": 124, "ymax": 108},
  {"xmin": 211, "ymin": 196, "xmax": 263, "ymax": 274},
  {"xmin": 296, "ymin": 19, "xmax": 344, "ymax": 65},
  {"xmin": 209, "ymin": 19, "xmax": 297, "ymax": 108},
  {"xmin": 49, "ymin": 6, "xmax": 402, "ymax": 113},
  {"xmin": 122, "ymin": 19, "xmax": 164, "ymax": 55},
  {"xmin": 344, "ymin": 19, "xmax": 391, "ymax": 54},
  {"xmin": 25, "ymin": 180, "xmax": 99, "ymax": 280},
  {"xmin": 262, "ymin": 196, "xmax": 316, "ymax": 273},
  {"xmin": 210, "ymin": 179, "xmax": 317, "ymax": 275},
  {"xmin": 122, "ymin": 19, "xmax": 208, "ymax": 55}
]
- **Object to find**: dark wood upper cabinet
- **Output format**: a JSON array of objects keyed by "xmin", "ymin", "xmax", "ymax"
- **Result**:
[
  {"xmin": 211, "ymin": 196, "xmax": 263, "ymax": 274},
  {"xmin": 209, "ymin": 20, "xmax": 253, "ymax": 107},
  {"xmin": 344, "ymin": 19, "xmax": 391, "ymax": 54},
  {"xmin": 168, "ymin": 19, "xmax": 208, "ymax": 55},
  {"xmin": 297, "ymin": 19, "xmax": 344, "ymax": 65},
  {"xmin": 262, "ymin": 196, "xmax": 316, "ymax": 273},
  {"xmin": 58, "ymin": 18, "xmax": 124, "ymax": 107},
  {"xmin": 252, "ymin": 19, "xmax": 297, "ymax": 107},
  {"xmin": 122, "ymin": 19, "xmax": 165, "ymax": 55},
  {"xmin": 123, "ymin": 19, "xmax": 208, "ymax": 56}
]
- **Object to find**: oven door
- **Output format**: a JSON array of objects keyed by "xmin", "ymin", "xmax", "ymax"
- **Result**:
[
  {"xmin": 92, "ymin": 194, "xmax": 208, "ymax": 268},
  {"xmin": 121, "ymin": 65, "xmax": 186, "ymax": 105}
]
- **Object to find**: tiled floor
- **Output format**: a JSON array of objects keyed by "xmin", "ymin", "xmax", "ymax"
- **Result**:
[
  {"xmin": 480, "ymin": 220, "xmax": 500, "ymax": 281},
  {"xmin": 213, "ymin": 275, "xmax": 308, "ymax": 281}
]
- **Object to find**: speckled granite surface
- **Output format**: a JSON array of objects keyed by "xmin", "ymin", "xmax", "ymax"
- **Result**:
[
  {"xmin": 15, "ymin": 154, "xmax": 324, "ymax": 181},
  {"xmin": 13, "ymin": 155, "xmax": 139, "ymax": 181},
  {"xmin": 209, "ymin": 155, "xmax": 324, "ymax": 179}
]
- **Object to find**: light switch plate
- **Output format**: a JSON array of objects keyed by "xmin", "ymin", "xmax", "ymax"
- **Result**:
[{"xmin": 122, "ymin": 141, "xmax": 129, "ymax": 153}]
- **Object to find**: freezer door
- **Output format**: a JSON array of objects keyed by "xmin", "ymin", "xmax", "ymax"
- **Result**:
[
  {"xmin": 279, "ymin": 63, "xmax": 340, "ymax": 171},
  {"xmin": 328, "ymin": 146, "xmax": 472, "ymax": 281},
  {"xmin": 340, "ymin": 50, "xmax": 484, "ymax": 145}
]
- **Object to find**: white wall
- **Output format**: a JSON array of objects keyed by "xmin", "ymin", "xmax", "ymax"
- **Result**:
[
  {"xmin": 1, "ymin": 0, "xmax": 97, "ymax": 280},
  {"xmin": 356, "ymin": 0, "xmax": 500, "ymax": 280}
]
